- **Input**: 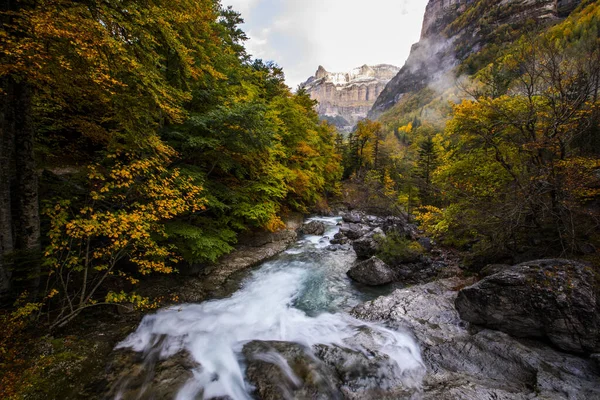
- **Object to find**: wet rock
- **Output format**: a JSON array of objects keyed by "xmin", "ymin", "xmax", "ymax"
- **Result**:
[
  {"xmin": 347, "ymin": 257, "xmax": 395, "ymax": 286},
  {"xmin": 301, "ymin": 220, "xmax": 326, "ymax": 236},
  {"xmin": 342, "ymin": 211, "xmax": 364, "ymax": 224},
  {"xmin": 352, "ymin": 228, "xmax": 385, "ymax": 259},
  {"xmin": 326, "ymin": 244, "xmax": 350, "ymax": 252},
  {"xmin": 105, "ymin": 348, "xmax": 199, "ymax": 400},
  {"xmin": 329, "ymin": 237, "xmax": 349, "ymax": 245},
  {"xmin": 339, "ymin": 223, "xmax": 371, "ymax": 240},
  {"xmin": 198, "ymin": 229, "xmax": 297, "ymax": 292},
  {"xmin": 316, "ymin": 345, "xmax": 417, "ymax": 399},
  {"xmin": 455, "ymin": 259, "xmax": 599, "ymax": 353},
  {"xmin": 243, "ymin": 340, "xmax": 342, "ymax": 400},
  {"xmin": 352, "ymin": 277, "xmax": 600, "ymax": 399}
]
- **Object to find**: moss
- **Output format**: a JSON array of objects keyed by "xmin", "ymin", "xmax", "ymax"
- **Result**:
[
  {"xmin": 377, "ymin": 233, "xmax": 425, "ymax": 265},
  {"xmin": 13, "ymin": 335, "xmax": 108, "ymax": 400}
]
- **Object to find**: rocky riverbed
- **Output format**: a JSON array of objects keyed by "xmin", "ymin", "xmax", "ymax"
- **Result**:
[{"xmin": 97, "ymin": 212, "xmax": 600, "ymax": 399}]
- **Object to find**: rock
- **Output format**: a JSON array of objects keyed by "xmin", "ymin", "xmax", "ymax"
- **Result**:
[
  {"xmin": 327, "ymin": 244, "xmax": 350, "ymax": 252},
  {"xmin": 455, "ymin": 259, "xmax": 599, "ymax": 353},
  {"xmin": 347, "ymin": 257, "xmax": 395, "ymax": 286},
  {"xmin": 301, "ymin": 220, "xmax": 326, "ymax": 236},
  {"xmin": 381, "ymin": 216, "xmax": 418, "ymax": 239},
  {"xmin": 330, "ymin": 236, "xmax": 349, "ymax": 245},
  {"xmin": 365, "ymin": 214, "xmax": 383, "ymax": 227},
  {"xmin": 417, "ymin": 237, "xmax": 433, "ymax": 252},
  {"xmin": 316, "ymin": 341, "xmax": 420, "ymax": 399},
  {"xmin": 299, "ymin": 65, "xmax": 399, "ymax": 133},
  {"xmin": 393, "ymin": 259, "xmax": 444, "ymax": 284},
  {"xmin": 352, "ymin": 228, "xmax": 385, "ymax": 259},
  {"xmin": 339, "ymin": 223, "xmax": 371, "ymax": 240},
  {"xmin": 352, "ymin": 277, "xmax": 600, "ymax": 399},
  {"xmin": 105, "ymin": 348, "xmax": 199, "ymax": 400},
  {"xmin": 243, "ymin": 334, "xmax": 422, "ymax": 400},
  {"xmin": 591, "ymin": 353, "xmax": 600, "ymax": 369},
  {"xmin": 198, "ymin": 229, "xmax": 297, "ymax": 290},
  {"xmin": 342, "ymin": 211, "xmax": 364, "ymax": 224},
  {"xmin": 479, "ymin": 263, "xmax": 510, "ymax": 277},
  {"xmin": 243, "ymin": 340, "xmax": 342, "ymax": 400}
]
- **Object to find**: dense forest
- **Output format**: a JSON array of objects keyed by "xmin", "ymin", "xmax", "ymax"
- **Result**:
[{"xmin": 1, "ymin": 0, "xmax": 599, "ymax": 398}]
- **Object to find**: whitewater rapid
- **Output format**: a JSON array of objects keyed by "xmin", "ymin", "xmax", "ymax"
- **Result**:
[{"xmin": 115, "ymin": 217, "xmax": 424, "ymax": 399}]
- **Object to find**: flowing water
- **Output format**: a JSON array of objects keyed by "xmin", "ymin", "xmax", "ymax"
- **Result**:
[{"xmin": 116, "ymin": 217, "xmax": 424, "ymax": 399}]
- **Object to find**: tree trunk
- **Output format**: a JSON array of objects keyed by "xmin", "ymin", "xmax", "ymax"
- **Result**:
[
  {"xmin": 0, "ymin": 77, "xmax": 15, "ymax": 299},
  {"xmin": 13, "ymin": 80, "xmax": 41, "ymax": 295},
  {"xmin": 0, "ymin": 0, "xmax": 42, "ymax": 298}
]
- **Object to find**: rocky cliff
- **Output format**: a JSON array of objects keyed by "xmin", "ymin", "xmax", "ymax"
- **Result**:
[
  {"xmin": 369, "ymin": 0, "xmax": 583, "ymax": 119},
  {"xmin": 300, "ymin": 64, "xmax": 399, "ymax": 132}
]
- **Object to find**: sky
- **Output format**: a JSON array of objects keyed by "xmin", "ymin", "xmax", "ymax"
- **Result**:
[{"xmin": 223, "ymin": 0, "xmax": 429, "ymax": 89}]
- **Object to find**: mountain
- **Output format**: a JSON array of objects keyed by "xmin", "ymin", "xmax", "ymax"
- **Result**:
[
  {"xmin": 368, "ymin": 0, "xmax": 583, "ymax": 119},
  {"xmin": 299, "ymin": 64, "xmax": 399, "ymax": 132}
]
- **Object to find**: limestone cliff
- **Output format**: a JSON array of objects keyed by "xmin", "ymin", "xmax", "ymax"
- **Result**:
[
  {"xmin": 300, "ymin": 64, "xmax": 399, "ymax": 132},
  {"xmin": 369, "ymin": 0, "xmax": 583, "ymax": 119}
]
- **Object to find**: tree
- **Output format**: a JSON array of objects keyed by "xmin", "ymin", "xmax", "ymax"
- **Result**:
[
  {"xmin": 415, "ymin": 137, "xmax": 439, "ymax": 204},
  {"xmin": 430, "ymin": 25, "xmax": 600, "ymax": 256},
  {"xmin": 43, "ymin": 149, "xmax": 206, "ymax": 328},
  {"xmin": 0, "ymin": 0, "xmax": 223, "ymax": 299}
]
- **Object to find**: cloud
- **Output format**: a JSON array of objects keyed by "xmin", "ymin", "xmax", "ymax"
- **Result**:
[{"xmin": 223, "ymin": 0, "xmax": 428, "ymax": 89}]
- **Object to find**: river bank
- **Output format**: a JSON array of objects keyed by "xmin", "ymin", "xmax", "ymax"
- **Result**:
[{"xmin": 6, "ymin": 213, "xmax": 307, "ymax": 399}]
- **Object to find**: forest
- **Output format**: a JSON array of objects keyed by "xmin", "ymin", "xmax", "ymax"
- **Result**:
[
  {"xmin": 0, "ymin": 1, "xmax": 341, "ymax": 394},
  {"xmin": 1, "ymin": 0, "xmax": 599, "ymax": 398}
]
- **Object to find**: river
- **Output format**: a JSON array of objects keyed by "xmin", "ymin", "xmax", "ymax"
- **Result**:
[{"xmin": 115, "ymin": 216, "xmax": 425, "ymax": 399}]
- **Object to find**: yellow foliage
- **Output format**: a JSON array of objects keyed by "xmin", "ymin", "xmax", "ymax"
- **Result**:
[{"xmin": 42, "ymin": 149, "xmax": 206, "ymax": 327}]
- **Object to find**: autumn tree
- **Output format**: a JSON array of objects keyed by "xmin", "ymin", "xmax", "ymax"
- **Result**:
[
  {"xmin": 0, "ymin": 0, "xmax": 223, "ymax": 299},
  {"xmin": 429, "ymin": 21, "xmax": 600, "ymax": 258}
]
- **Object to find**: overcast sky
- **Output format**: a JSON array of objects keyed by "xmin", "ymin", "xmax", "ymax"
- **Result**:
[{"xmin": 223, "ymin": 0, "xmax": 428, "ymax": 89}]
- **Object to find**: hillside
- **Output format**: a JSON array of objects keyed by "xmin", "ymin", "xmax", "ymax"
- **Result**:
[{"xmin": 369, "ymin": 0, "xmax": 584, "ymax": 120}]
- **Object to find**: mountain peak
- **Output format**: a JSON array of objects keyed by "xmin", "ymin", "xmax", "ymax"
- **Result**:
[{"xmin": 299, "ymin": 64, "xmax": 400, "ymax": 132}]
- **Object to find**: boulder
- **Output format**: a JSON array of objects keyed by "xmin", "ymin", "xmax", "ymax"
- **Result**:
[
  {"xmin": 381, "ymin": 216, "xmax": 417, "ymax": 239},
  {"xmin": 301, "ymin": 220, "xmax": 326, "ymax": 236},
  {"xmin": 352, "ymin": 228, "xmax": 385, "ymax": 259},
  {"xmin": 339, "ymin": 223, "xmax": 371, "ymax": 240},
  {"xmin": 327, "ymin": 244, "xmax": 350, "ymax": 252},
  {"xmin": 455, "ymin": 259, "xmax": 599, "ymax": 354},
  {"xmin": 365, "ymin": 214, "xmax": 383, "ymax": 227},
  {"xmin": 352, "ymin": 278, "xmax": 600, "ymax": 399},
  {"xmin": 479, "ymin": 263, "xmax": 510, "ymax": 277},
  {"xmin": 105, "ymin": 349, "xmax": 199, "ymax": 400},
  {"xmin": 330, "ymin": 236, "xmax": 349, "ymax": 245},
  {"xmin": 315, "ymin": 329, "xmax": 422, "ymax": 399},
  {"xmin": 347, "ymin": 257, "xmax": 395, "ymax": 286},
  {"xmin": 342, "ymin": 211, "xmax": 364, "ymax": 224},
  {"xmin": 243, "ymin": 340, "xmax": 341, "ymax": 400}
]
